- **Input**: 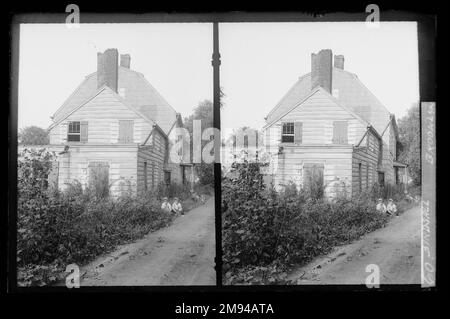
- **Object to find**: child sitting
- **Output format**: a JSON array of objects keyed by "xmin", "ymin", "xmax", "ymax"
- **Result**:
[
  {"xmin": 172, "ymin": 197, "xmax": 184, "ymax": 215},
  {"xmin": 161, "ymin": 197, "xmax": 172, "ymax": 214},
  {"xmin": 386, "ymin": 198, "xmax": 398, "ymax": 216},
  {"xmin": 376, "ymin": 198, "xmax": 386, "ymax": 214}
]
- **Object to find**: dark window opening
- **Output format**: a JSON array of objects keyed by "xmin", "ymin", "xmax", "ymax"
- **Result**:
[
  {"xmin": 151, "ymin": 163, "xmax": 155, "ymax": 189},
  {"xmin": 378, "ymin": 172, "xmax": 385, "ymax": 186},
  {"xmin": 182, "ymin": 166, "xmax": 186, "ymax": 184},
  {"xmin": 164, "ymin": 171, "xmax": 171, "ymax": 185},
  {"xmin": 366, "ymin": 163, "xmax": 370, "ymax": 189},
  {"xmin": 144, "ymin": 162, "xmax": 148, "ymax": 191},
  {"xmin": 358, "ymin": 163, "xmax": 362, "ymax": 193},
  {"xmin": 378, "ymin": 142, "xmax": 383, "ymax": 166}
]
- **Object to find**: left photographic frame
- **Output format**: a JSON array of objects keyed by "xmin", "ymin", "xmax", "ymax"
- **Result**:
[{"xmin": 12, "ymin": 19, "xmax": 216, "ymax": 288}]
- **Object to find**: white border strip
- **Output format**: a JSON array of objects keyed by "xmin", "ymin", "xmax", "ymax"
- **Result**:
[{"xmin": 421, "ymin": 102, "xmax": 436, "ymax": 288}]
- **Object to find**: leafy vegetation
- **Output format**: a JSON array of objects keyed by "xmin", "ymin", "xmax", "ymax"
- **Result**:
[
  {"xmin": 222, "ymin": 161, "xmax": 411, "ymax": 285},
  {"xmin": 184, "ymin": 100, "xmax": 214, "ymax": 186},
  {"xmin": 18, "ymin": 126, "xmax": 49, "ymax": 145},
  {"xmin": 397, "ymin": 103, "xmax": 421, "ymax": 186},
  {"xmin": 17, "ymin": 148, "xmax": 207, "ymax": 287}
]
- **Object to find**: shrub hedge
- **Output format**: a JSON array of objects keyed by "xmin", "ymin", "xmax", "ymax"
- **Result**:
[{"xmin": 222, "ymin": 161, "xmax": 399, "ymax": 285}]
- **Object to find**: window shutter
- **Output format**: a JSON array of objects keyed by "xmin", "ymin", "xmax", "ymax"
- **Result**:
[
  {"xmin": 119, "ymin": 120, "xmax": 134, "ymax": 143},
  {"xmin": 280, "ymin": 124, "xmax": 283, "ymax": 142},
  {"xmin": 332, "ymin": 122, "xmax": 338, "ymax": 143},
  {"xmin": 119, "ymin": 121, "xmax": 126, "ymax": 143},
  {"xmin": 333, "ymin": 121, "xmax": 348, "ymax": 144},
  {"xmin": 80, "ymin": 121, "xmax": 88, "ymax": 143},
  {"xmin": 340, "ymin": 122, "xmax": 348, "ymax": 144},
  {"xmin": 294, "ymin": 122, "xmax": 302, "ymax": 143}
]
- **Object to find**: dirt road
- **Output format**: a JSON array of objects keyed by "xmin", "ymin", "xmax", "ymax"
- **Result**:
[
  {"xmin": 81, "ymin": 197, "xmax": 216, "ymax": 286},
  {"xmin": 288, "ymin": 205, "xmax": 421, "ymax": 285}
]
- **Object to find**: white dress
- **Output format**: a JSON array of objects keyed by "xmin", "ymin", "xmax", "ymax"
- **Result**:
[{"xmin": 161, "ymin": 202, "xmax": 172, "ymax": 213}]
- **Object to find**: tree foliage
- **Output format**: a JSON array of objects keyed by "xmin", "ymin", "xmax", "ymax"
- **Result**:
[
  {"xmin": 19, "ymin": 126, "xmax": 49, "ymax": 145},
  {"xmin": 184, "ymin": 100, "xmax": 214, "ymax": 185},
  {"xmin": 397, "ymin": 104, "xmax": 421, "ymax": 185}
]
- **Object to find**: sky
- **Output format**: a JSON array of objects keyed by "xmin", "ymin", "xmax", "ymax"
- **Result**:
[
  {"xmin": 18, "ymin": 22, "xmax": 419, "ymax": 134},
  {"xmin": 220, "ymin": 22, "xmax": 419, "ymax": 132},
  {"xmin": 18, "ymin": 23, "xmax": 213, "ymax": 129}
]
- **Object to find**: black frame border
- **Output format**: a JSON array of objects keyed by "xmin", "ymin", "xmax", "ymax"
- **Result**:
[{"xmin": 6, "ymin": 4, "xmax": 444, "ymax": 302}]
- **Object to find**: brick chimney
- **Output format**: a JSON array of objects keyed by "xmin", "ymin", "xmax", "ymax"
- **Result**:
[
  {"xmin": 120, "ymin": 54, "xmax": 131, "ymax": 69},
  {"xmin": 311, "ymin": 49, "xmax": 332, "ymax": 93},
  {"xmin": 334, "ymin": 54, "xmax": 344, "ymax": 69},
  {"xmin": 97, "ymin": 48, "xmax": 118, "ymax": 92}
]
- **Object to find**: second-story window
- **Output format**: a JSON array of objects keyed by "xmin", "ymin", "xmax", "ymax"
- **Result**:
[
  {"xmin": 68, "ymin": 121, "xmax": 81, "ymax": 142},
  {"xmin": 281, "ymin": 122, "xmax": 294, "ymax": 143}
]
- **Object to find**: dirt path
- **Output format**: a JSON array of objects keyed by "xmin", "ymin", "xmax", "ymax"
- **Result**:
[
  {"xmin": 288, "ymin": 205, "xmax": 421, "ymax": 285},
  {"xmin": 80, "ymin": 197, "xmax": 216, "ymax": 286}
]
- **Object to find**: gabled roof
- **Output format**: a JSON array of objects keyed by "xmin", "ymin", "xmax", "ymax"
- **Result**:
[
  {"xmin": 142, "ymin": 123, "xmax": 169, "ymax": 146},
  {"xmin": 48, "ymin": 85, "xmax": 167, "ymax": 140},
  {"xmin": 51, "ymin": 66, "xmax": 177, "ymax": 135},
  {"xmin": 265, "ymin": 68, "xmax": 391, "ymax": 135},
  {"xmin": 380, "ymin": 114, "xmax": 399, "ymax": 140},
  {"xmin": 263, "ymin": 86, "xmax": 370, "ymax": 130}
]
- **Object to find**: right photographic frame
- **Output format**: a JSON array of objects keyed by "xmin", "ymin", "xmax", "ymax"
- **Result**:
[{"xmin": 219, "ymin": 17, "xmax": 436, "ymax": 287}]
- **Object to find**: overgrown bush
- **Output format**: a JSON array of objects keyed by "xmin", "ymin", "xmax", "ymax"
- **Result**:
[
  {"xmin": 195, "ymin": 163, "xmax": 214, "ymax": 185},
  {"xmin": 370, "ymin": 183, "xmax": 406, "ymax": 202},
  {"xmin": 17, "ymin": 185, "xmax": 172, "ymax": 286},
  {"xmin": 155, "ymin": 181, "xmax": 191, "ymax": 200},
  {"xmin": 17, "ymin": 149, "xmax": 175, "ymax": 287},
  {"xmin": 222, "ymin": 161, "xmax": 393, "ymax": 285}
]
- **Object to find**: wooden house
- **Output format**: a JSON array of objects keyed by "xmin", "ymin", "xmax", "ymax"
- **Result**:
[
  {"xmin": 45, "ymin": 48, "xmax": 193, "ymax": 196},
  {"xmin": 262, "ymin": 49, "xmax": 407, "ymax": 198}
]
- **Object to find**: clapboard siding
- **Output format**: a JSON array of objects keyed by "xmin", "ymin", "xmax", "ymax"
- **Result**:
[
  {"xmin": 352, "ymin": 129, "xmax": 381, "ymax": 196},
  {"xmin": 137, "ymin": 146, "xmax": 163, "ymax": 194},
  {"xmin": 262, "ymin": 89, "xmax": 372, "ymax": 198},
  {"xmin": 272, "ymin": 145, "xmax": 353, "ymax": 198},
  {"xmin": 49, "ymin": 89, "xmax": 152, "ymax": 145},
  {"xmin": 54, "ymin": 144, "xmax": 138, "ymax": 196},
  {"xmin": 136, "ymin": 128, "xmax": 187, "ymax": 194},
  {"xmin": 265, "ymin": 90, "xmax": 366, "ymax": 147}
]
